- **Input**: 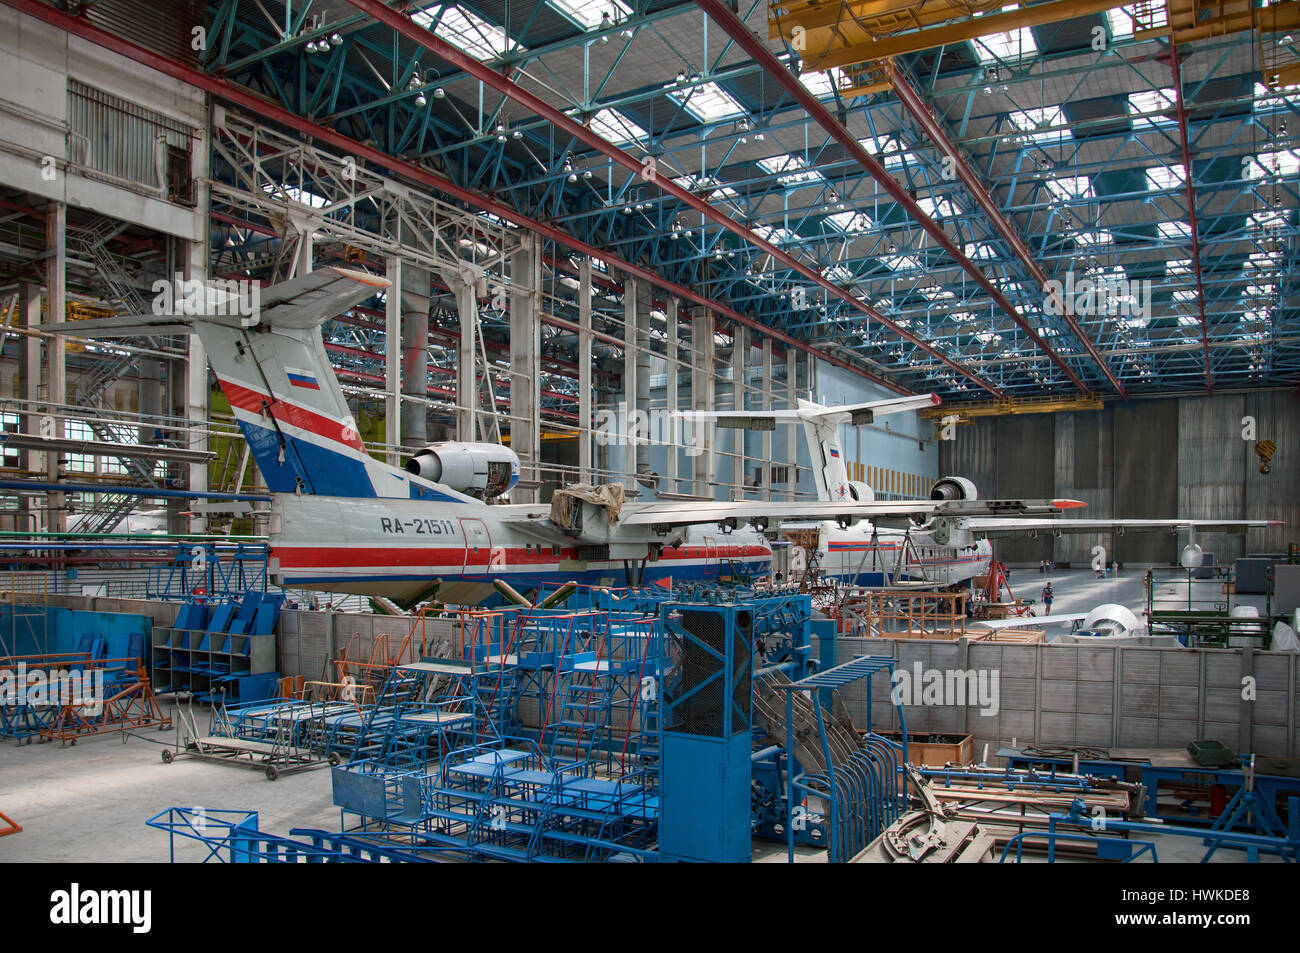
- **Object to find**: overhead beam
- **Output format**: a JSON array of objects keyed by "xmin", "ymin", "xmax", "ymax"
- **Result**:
[
  {"xmin": 340, "ymin": 0, "xmax": 1004, "ymax": 397},
  {"xmin": 889, "ymin": 64, "xmax": 1127, "ymax": 399},
  {"xmin": 694, "ymin": 0, "xmax": 1092, "ymax": 397},
  {"xmin": 3, "ymin": 0, "xmax": 917, "ymax": 400},
  {"xmin": 1168, "ymin": 39, "xmax": 1215, "ymax": 394}
]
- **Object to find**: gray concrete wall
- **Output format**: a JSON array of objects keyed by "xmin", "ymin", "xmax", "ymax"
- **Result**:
[
  {"xmin": 939, "ymin": 391, "xmax": 1298, "ymax": 566},
  {"xmin": 828, "ymin": 636, "xmax": 1298, "ymax": 760}
]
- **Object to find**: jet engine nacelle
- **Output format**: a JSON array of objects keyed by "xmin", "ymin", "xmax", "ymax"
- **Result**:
[
  {"xmin": 930, "ymin": 476, "xmax": 978, "ymax": 502},
  {"xmin": 404, "ymin": 442, "xmax": 520, "ymax": 498},
  {"xmin": 846, "ymin": 481, "xmax": 875, "ymax": 503}
]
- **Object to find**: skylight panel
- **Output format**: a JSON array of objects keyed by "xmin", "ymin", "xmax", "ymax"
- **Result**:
[
  {"xmin": 1166, "ymin": 258, "xmax": 1191, "ymax": 274},
  {"xmin": 1249, "ymin": 209, "xmax": 1288, "ymax": 231},
  {"xmin": 882, "ymin": 252, "xmax": 922, "ymax": 273},
  {"xmin": 963, "ymin": 242, "xmax": 998, "ymax": 260},
  {"xmin": 916, "ymin": 195, "xmax": 964, "ymax": 219},
  {"xmin": 1045, "ymin": 175, "xmax": 1092, "ymax": 202},
  {"xmin": 1158, "ymin": 219, "xmax": 1192, "ymax": 240},
  {"xmin": 1145, "ymin": 163, "xmax": 1186, "ymax": 191},
  {"xmin": 1074, "ymin": 229, "xmax": 1113, "ymax": 247},
  {"xmin": 828, "ymin": 209, "xmax": 873, "ymax": 233},
  {"xmin": 751, "ymin": 222, "xmax": 797, "ymax": 246},
  {"xmin": 670, "ymin": 81, "xmax": 747, "ymax": 123},
  {"xmin": 825, "ymin": 264, "xmax": 853, "ymax": 283},
  {"xmin": 578, "ymin": 108, "xmax": 648, "ymax": 145},
  {"xmin": 1177, "ymin": 314, "xmax": 1201, "ymax": 327},
  {"xmin": 1009, "ymin": 107, "xmax": 1067, "ymax": 145},
  {"xmin": 758, "ymin": 152, "xmax": 824, "ymax": 187},
  {"xmin": 799, "ymin": 68, "xmax": 846, "ymax": 100},
  {"xmin": 1107, "ymin": 3, "xmax": 1168, "ymax": 39},
  {"xmin": 973, "ymin": 6, "xmax": 1038, "ymax": 64},
  {"xmin": 547, "ymin": 0, "xmax": 630, "ymax": 30},
  {"xmin": 672, "ymin": 173, "xmax": 738, "ymax": 199},
  {"xmin": 858, "ymin": 134, "xmax": 915, "ymax": 171},
  {"xmin": 1173, "ymin": 288, "xmax": 1197, "ymax": 302},
  {"xmin": 1129, "ymin": 89, "xmax": 1176, "ymax": 129},
  {"xmin": 263, "ymin": 183, "xmax": 328, "ymax": 208},
  {"xmin": 415, "ymin": 5, "xmax": 523, "ymax": 61},
  {"xmin": 1244, "ymin": 148, "xmax": 1300, "ymax": 179}
]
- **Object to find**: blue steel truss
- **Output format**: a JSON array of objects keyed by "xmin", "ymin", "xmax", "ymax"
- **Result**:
[{"xmin": 193, "ymin": 0, "xmax": 1297, "ymax": 401}]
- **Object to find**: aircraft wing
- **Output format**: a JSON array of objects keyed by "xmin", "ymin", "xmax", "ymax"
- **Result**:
[
  {"xmin": 36, "ymin": 266, "xmax": 389, "ymax": 336},
  {"xmin": 963, "ymin": 517, "xmax": 1282, "ymax": 538},
  {"xmin": 971, "ymin": 613, "xmax": 1089, "ymax": 630},
  {"xmin": 618, "ymin": 497, "xmax": 1085, "ymax": 528},
  {"xmin": 672, "ymin": 392, "xmax": 939, "ymax": 425}
]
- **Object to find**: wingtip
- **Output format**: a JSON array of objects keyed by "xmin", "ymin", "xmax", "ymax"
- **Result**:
[
  {"xmin": 329, "ymin": 265, "xmax": 393, "ymax": 289},
  {"xmin": 929, "ymin": 393, "xmax": 942, "ymax": 405},
  {"xmin": 1052, "ymin": 499, "xmax": 1087, "ymax": 509}
]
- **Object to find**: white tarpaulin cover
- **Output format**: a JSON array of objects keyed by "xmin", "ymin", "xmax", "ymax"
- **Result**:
[{"xmin": 550, "ymin": 483, "xmax": 626, "ymax": 527}]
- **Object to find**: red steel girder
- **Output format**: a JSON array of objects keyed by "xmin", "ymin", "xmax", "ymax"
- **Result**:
[
  {"xmin": 694, "ymin": 0, "xmax": 1094, "ymax": 396},
  {"xmin": 1168, "ymin": 39, "xmax": 1215, "ymax": 394},
  {"xmin": 889, "ymin": 64, "xmax": 1128, "ymax": 399},
  {"xmin": 3, "ymin": 0, "xmax": 916, "ymax": 397},
  {"xmin": 340, "ymin": 0, "xmax": 1002, "ymax": 397}
]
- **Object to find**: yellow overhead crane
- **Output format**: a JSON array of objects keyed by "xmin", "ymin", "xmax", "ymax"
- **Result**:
[
  {"xmin": 772, "ymin": 0, "xmax": 1300, "ymax": 91},
  {"xmin": 918, "ymin": 393, "xmax": 1104, "ymax": 425}
]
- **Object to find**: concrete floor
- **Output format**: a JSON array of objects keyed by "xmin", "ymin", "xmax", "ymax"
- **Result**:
[
  {"xmin": 0, "ymin": 700, "xmax": 341, "ymax": 863},
  {"xmin": 0, "ymin": 568, "xmax": 1277, "ymax": 863},
  {"xmin": 1004, "ymin": 565, "xmax": 1268, "ymax": 638}
]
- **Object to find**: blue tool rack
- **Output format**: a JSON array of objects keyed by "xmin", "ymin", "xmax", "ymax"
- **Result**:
[
  {"xmin": 773, "ymin": 656, "xmax": 908, "ymax": 863},
  {"xmin": 150, "ymin": 591, "xmax": 281, "ymax": 702}
]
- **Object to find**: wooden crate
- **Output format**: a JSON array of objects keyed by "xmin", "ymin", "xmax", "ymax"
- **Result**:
[
  {"xmin": 979, "ymin": 628, "xmax": 1046, "ymax": 643},
  {"xmin": 879, "ymin": 730, "xmax": 974, "ymax": 766}
]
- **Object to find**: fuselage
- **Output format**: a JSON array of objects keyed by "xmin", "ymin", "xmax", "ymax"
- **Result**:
[
  {"xmin": 269, "ymin": 495, "xmax": 772, "ymax": 601},
  {"xmin": 792, "ymin": 521, "xmax": 992, "ymax": 588}
]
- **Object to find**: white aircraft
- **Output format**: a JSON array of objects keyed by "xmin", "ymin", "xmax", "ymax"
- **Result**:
[
  {"xmin": 676, "ymin": 398, "xmax": 1281, "ymax": 589},
  {"xmin": 46, "ymin": 267, "xmax": 1088, "ymax": 605}
]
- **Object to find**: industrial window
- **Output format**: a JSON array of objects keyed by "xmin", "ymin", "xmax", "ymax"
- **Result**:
[
  {"xmin": 548, "ymin": 0, "xmax": 630, "ymax": 30},
  {"xmin": 413, "ymin": 5, "xmax": 525, "ymax": 61},
  {"xmin": 1145, "ymin": 163, "xmax": 1186, "ymax": 192},
  {"xmin": 1128, "ymin": 89, "xmax": 1177, "ymax": 130},
  {"xmin": 972, "ymin": 7, "xmax": 1038, "ymax": 64},
  {"xmin": 575, "ymin": 108, "xmax": 649, "ymax": 146},
  {"xmin": 797, "ymin": 67, "xmax": 846, "ymax": 100},
  {"xmin": 757, "ymin": 153, "xmax": 825, "ymax": 188},
  {"xmin": 0, "ymin": 412, "xmax": 17, "ymax": 469},
  {"xmin": 669, "ymin": 81, "xmax": 747, "ymax": 124},
  {"xmin": 552, "ymin": 545, "xmax": 561, "ymax": 556}
]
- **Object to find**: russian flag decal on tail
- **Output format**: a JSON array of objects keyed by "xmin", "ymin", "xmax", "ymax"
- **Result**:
[
  {"xmin": 286, "ymin": 367, "xmax": 321, "ymax": 390},
  {"xmin": 828, "ymin": 448, "xmax": 840, "ymax": 458}
]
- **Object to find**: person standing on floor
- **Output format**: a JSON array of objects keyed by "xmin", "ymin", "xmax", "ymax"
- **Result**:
[{"xmin": 1041, "ymin": 582, "xmax": 1053, "ymax": 615}]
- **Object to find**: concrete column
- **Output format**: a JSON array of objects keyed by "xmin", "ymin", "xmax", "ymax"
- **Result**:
[
  {"xmin": 176, "ymin": 236, "xmax": 209, "ymax": 533},
  {"xmin": 384, "ymin": 257, "xmax": 403, "ymax": 465},
  {"xmin": 578, "ymin": 258, "xmax": 593, "ymax": 482},
  {"xmin": 786, "ymin": 347, "xmax": 797, "ymax": 496},
  {"xmin": 622, "ymin": 275, "xmax": 637, "ymax": 491},
  {"xmin": 400, "ymin": 268, "xmax": 430, "ymax": 449},
  {"xmin": 17, "ymin": 282, "xmax": 41, "ymax": 531},
  {"xmin": 690, "ymin": 307, "xmax": 714, "ymax": 497},
  {"xmin": 510, "ymin": 235, "xmax": 541, "ymax": 501},
  {"xmin": 45, "ymin": 203, "xmax": 66, "ymax": 531},
  {"xmin": 453, "ymin": 274, "xmax": 477, "ymax": 442},
  {"xmin": 665, "ymin": 298, "xmax": 678, "ymax": 494},
  {"xmin": 732, "ymin": 322, "xmax": 746, "ymax": 497},
  {"xmin": 762, "ymin": 337, "xmax": 772, "ymax": 501}
]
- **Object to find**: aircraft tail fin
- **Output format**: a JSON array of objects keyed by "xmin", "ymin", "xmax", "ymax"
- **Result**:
[
  {"xmin": 674, "ymin": 392, "xmax": 940, "ymax": 502},
  {"xmin": 43, "ymin": 267, "xmax": 392, "ymax": 497}
]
